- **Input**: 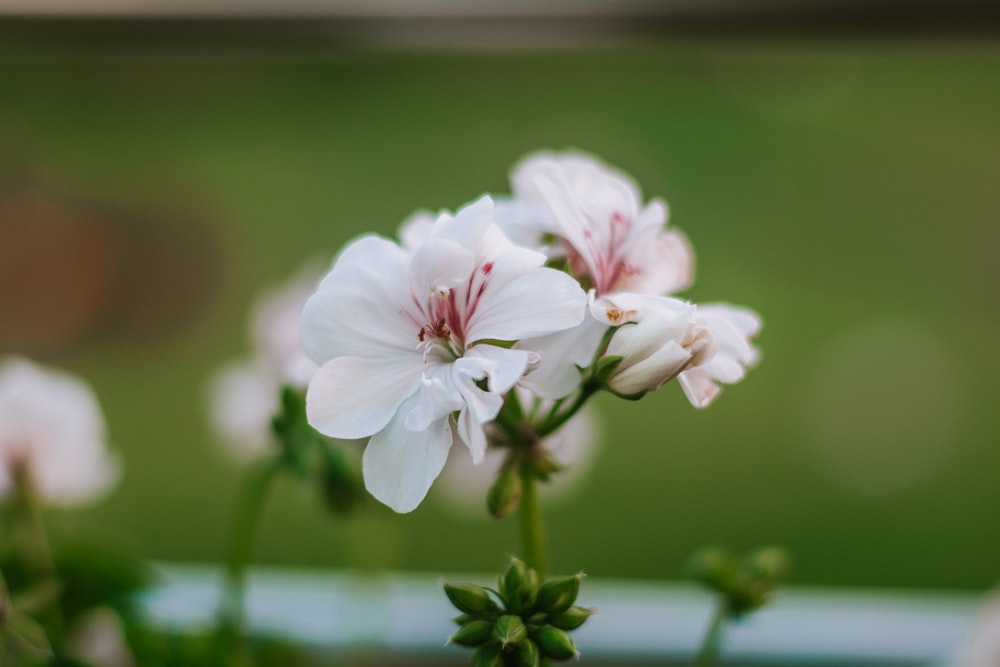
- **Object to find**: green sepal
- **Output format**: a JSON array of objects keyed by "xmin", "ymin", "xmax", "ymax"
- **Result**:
[
  {"xmin": 593, "ymin": 355, "xmax": 624, "ymax": 384},
  {"xmin": 493, "ymin": 614, "xmax": 527, "ymax": 648},
  {"xmin": 473, "ymin": 642, "xmax": 505, "ymax": 667},
  {"xmin": 532, "ymin": 625, "xmax": 577, "ymax": 661},
  {"xmin": 487, "ymin": 467, "xmax": 522, "ymax": 519},
  {"xmin": 444, "ymin": 583, "xmax": 497, "ymax": 616},
  {"xmin": 515, "ymin": 638, "xmax": 541, "ymax": 667},
  {"xmin": 451, "ymin": 619, "xmax": 494, "ymax": 647},
  {"xmin": 549, "ymin": 605, "xmax": 593, "ymax": 631},
  {"xmin": 534, "ymin": 574, "xmax": 582, "ymax": 615}
]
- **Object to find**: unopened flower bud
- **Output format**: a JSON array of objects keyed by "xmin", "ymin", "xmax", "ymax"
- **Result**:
[
  {"xmin": 487, "ymin": 467, "xmax": 522, "ymax": 518},
  {"xmin": 451, "ymin": 620, "xmax": 494, "ymax": 647},
  {"xmin": 493, "ymin": 614, "xmax": 527, "ymax": 648},
  {"xmin": 535, "ymin": 573, "xmax": 582, "ymax": 615},
  {"xmin": 474, "ymin": 643, "xmax": 505, "ymax": 667},
  {"xmin": 533, "ymin": 626, "xmax": 577, "ymax": 661},
  {"xmin": 686, "ymin": 546, "xmax": 736, "ymax": 591},
  {"xmin": 516, "ymin": 638, "xmax": 541, "ymax": 667},
  {"xmin": 603, "ymin": 310, "xmax": 695, "ymax": 397},
  {"xmin": 550, "ymin": 605, "xmax": 594, "ymax": 631},
  {"xmin": 743, "ymin": 546, "xmax": 791, "ymax": 582},
  {"xmin": 444, "ymin": 583, "xmax": 496, "ymax": 615},
  {"xmin": 500, "ymin": 558, "xmax": 538, "ymax": 614}
]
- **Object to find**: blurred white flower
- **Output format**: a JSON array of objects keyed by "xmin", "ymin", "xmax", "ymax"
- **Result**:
[
  {"xmin": 510, "ymin": 150, "xmax": 694, "ymax": 296},
  {"xmin": 301, "ymin": 196, "xmax": 587, "ymax": 513},
  {"xmin": 205, "ymin": 265, "xmax": 321, "ymax": 461},
  {"xmin": 0, "ymin": 356, "xmax": 119, "ymax": 506},
  {"xmin": 590, "ymin": 293, "xmax": 761, "ymax": 405},
  {"xmin": 66, "ymin": 607, "xmax": 134, "ymax": 667},
  {"xmin": 436, "ymin": 393, "xmax": 600, "ymax": 516}
]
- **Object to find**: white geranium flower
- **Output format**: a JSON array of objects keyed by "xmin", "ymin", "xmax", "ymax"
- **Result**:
[
  {"xmin": 206, "ymin": 266, "xmax": 321, "ymax": 461},
  {"xmin": 510, "ymin": 150, "xmax": 694, "ymax": 296},
  {"xmin": 300, "ymin": 196, "xmax": 588, "ymax": 513},
  {"xmin": 0, "ymin": 357, "xmax": 119, "ymax": 506},
  {"xmin": 590, "ymin": 293, "xmax": 761, "ymax": 405},
  {"xmin": 677, "ymin": 304, "xmax": 761, "ymax": 408}
]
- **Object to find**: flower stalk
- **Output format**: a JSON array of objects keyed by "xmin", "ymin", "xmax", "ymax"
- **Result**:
[
  {"xmin": 218, "ymin": 454, "xmax": 283, "ymax": 639},
  {"xmin": 517, "ymin": 463, "xmax": 545, "ymax": 576}
]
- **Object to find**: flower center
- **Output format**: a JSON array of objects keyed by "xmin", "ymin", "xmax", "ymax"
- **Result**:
[{"xmin": 414, "ymin": 261, "xmax": 494, "ymax": 361}]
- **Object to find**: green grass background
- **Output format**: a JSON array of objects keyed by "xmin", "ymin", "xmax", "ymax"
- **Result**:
[{"xmin": 1, "ymin": 35, "xmax": 998, "ymax": 590}]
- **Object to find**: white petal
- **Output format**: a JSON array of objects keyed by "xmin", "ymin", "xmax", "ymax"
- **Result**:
[
  {"xmin": 300, "ymin": 237, "xmax": 420, "ymax": 362},
  {"xmin": 363, "ymin": 399, "xmax": 453, "ymax": 513},
  {"xmin": 464, "ymin": 344, "xmax": 534, "ymax": 394},
  {"xmin": 517, "ymin": 314, "xmax": 607, "ymax": 399},
  {"xmin": 465, "ymin": 267, "xmax": 586, "ymax": 343},
  {"xmin": 306, "ymin": 355, "xmax": 422, "ymax": 439},
  {"xmin": 608, "ymin": 340, "xmax": 691, "ymax": 395},
  {"xmin": 410, "ymin": 238, "xmax": 475, "ymax": 296}
]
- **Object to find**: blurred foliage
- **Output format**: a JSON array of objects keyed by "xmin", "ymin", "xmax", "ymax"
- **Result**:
[{"xmin": 0, "ymin": 34, "xmax": 998, "ymax": 590}]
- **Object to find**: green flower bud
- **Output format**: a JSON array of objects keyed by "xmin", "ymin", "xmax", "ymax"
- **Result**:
[
  {"xmin": 444, "ymin": 583, "xmax": 496, "ymax": 615},
  {"xmin": 743, "ymin": 546, "xmax": 791, "ymax": 582},
  {"xmin": 487, "ymin": 467, "xmax": 522, "ymax": 518},
  {"xmin": 533, "ymin": 625, "xmax": 577, "ymax": 661},
  {"xmin": 549, "ymin": 605, "xmax": 594, "ymax": 631},
  {"xmin": 493, "ymin": 614, "xmax": 527, "ymax": 648},
  {"xmin": 451, "ymin": 620, "xmax": 494, "ymax": 647},
  {"xmin": 454, "ymin": 613, "xmax": 475, "ymax": 626},
  {"xmin": 516, "ymin": 638, "xmax": 541, "ymax": 667},
  {"xmin": 534, "ymin": 573, "xmax": 582, "ymax": 615},
  {"xmin": 500, "ymin": 558, "xmax": 537, "ymax": 614},
  {"xmin": 686, "ymin": 546, "xmax": 736, "ymax": 592},
  {"xmin": 473, "ymin": 642, "xmax": 505, "ymax": 667}
]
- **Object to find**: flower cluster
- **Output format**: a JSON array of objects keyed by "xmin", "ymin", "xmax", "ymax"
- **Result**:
[
  {"xmin": 300, "ymin": 150, "xmax": 761, "ymax": 513},
  {"xmin": 444, "ymin": 558, "xmax": 591, "ymax": 666}
]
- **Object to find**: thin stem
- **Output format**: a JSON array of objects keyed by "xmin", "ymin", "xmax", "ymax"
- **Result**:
[
  {"xmin": 693, "ymin": 602, "xmax": 729, "ymax": 667},
  {"xmin": 218, "ymin": 455, "xmax": 282, "ymax": 638},
  {"xmin": 538, "ymin": 379, "xmax": 599, "ymax": 437},
  {"xmin": 518, "ymin": 463, "xmax": 545, "ymax": 576}
]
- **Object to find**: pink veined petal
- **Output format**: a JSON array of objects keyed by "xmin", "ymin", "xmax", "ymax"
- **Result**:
[
  {"xmin": 517, "ymin": 314, "xmax": 607, "ymax": 399},
  {"xmin": 363, "ymin": 398, "xmax": 454, "ymax": 513},
  {"xmin": 306, "ymin": 355, "xmax": 423, "ymax": 440},
  {"xmin": 465, "ymin": 267, "xmax": 586, "ymax": 343}
]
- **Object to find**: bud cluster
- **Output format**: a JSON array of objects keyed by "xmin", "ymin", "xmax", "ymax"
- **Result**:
[
  {"xmin": 444, "ymin": 558, "xmax": 592, "ymax": 666},
  {"xmin": 686, "ymin": 545, "xmax": 790, "ymax": 616}
]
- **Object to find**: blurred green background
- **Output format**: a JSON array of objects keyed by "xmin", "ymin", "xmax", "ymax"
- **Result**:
[{"xmin": 1, "ymin": 18, "xmax": 998, "ymax": 591}]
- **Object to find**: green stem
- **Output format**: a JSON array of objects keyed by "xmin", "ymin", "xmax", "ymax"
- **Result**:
[
  {"xmin": 518, "ymin": 463, "xmax": 545, "ymax": 576},
  {"xmin": 218, "ymin": 455, "xmax": 282, "ymax": 638},
  {"xmin": 693, "ymin": 602, "xmax": 729, "ymax": 667},
  {"xmin": 538, "ymin": 379, "xmax": 599, "ymax": 437}
]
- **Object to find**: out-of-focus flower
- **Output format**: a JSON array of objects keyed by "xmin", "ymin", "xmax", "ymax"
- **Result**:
[
  {"xmin": 510, "ymin": 150, "xmax": 694, "ymax": 295},
  {"xmin": 65, "ymin": 607, "xmax": 134, "ymax": 667},
  {"xmin": 435, "ymin": 391, "xmax": 600, "ymax": 515},
  {"xmin": 301, "ymin": 196, "xmax": 587, "ymax": 513},
  {"xmin": 205, "ymin": 266, "xmax": 321, "ymax": 461},
  {"xmin": 0, "ymin": 357, "xmax": 119, "ymax": 506},
  {"xmin": 590, "ymin": 293, "xmax": 761, "ymax": 405}
]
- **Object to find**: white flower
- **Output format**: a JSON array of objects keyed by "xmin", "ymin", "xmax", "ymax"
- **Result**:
[
  {"xmin": 677, "ymin": 304, "xmax": 761, "ymax": 408},
  {"xmin": 590, "ymin": 293, "xmax": 761, "ymax": 406},
  {"xmin": 510, "ymin": 150, "xmax": 694, "ymax": 296},
  {"xmin": 205, "ymin": 266, "xmax": 321, "ymax": 461},
  {"xmin": 300, "ymin": 196, "xmax": 588, "ymax": 513},
  {"xmin": 0, "ymin": 356, "xmax": 119, "ymax": 506},
  {"xmin": 435, "ymin": 392, "xmax": 600, "ymax": 516}
]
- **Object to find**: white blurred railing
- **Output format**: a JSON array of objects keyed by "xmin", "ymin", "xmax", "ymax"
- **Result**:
[{"xmin": 143, "ymin": 563, "xmax": 979, "ymax": 665}]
